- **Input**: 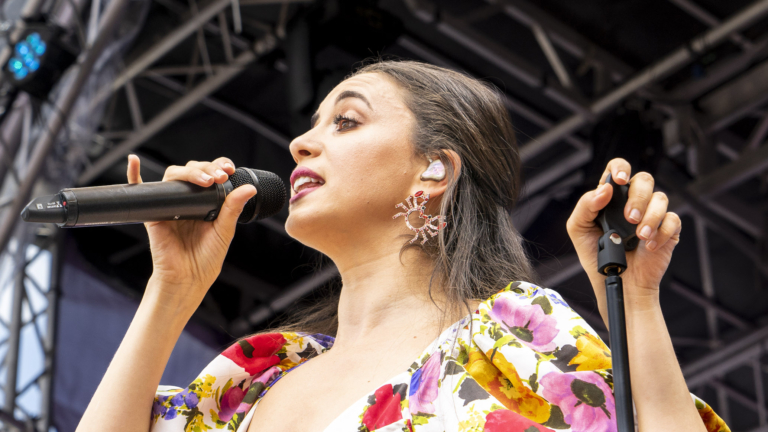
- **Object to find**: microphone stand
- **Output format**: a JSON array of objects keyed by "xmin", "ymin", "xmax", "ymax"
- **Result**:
[{"xmin": 596, "ymin": 173, "xmax": 638, "ymax": 432}]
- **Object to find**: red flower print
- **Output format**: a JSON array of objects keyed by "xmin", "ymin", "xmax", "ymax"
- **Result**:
[
  {"xmin": 218, "ymin": 385, "xmax": 245, "ymax": 422},
  {"xmin": 362, "ymin": 384, "xmax": 403, "ymax": 430},
  {"xmin": 484, "ymin": 409, "xmax": 554, "ymax": 432},
  {"xmin": 222, "ymin": 333, "xmax": 286, "ymax": 375}
]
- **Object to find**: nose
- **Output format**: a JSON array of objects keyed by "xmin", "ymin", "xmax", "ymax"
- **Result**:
[{"xmin": 289, "ymin": 130, "xmax": 322, "ymax": 162}]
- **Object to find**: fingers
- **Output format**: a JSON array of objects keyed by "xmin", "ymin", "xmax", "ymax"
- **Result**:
[
  {"xmin": 213, "ymin": 184, "xmax": 257, "ymax": 242},
  {"xmin": 567, "ymin": 182, "xmax": 613, "ymax": 236},
  {"xmin": 624, "ymin": 171, "xmax": 654, "ymax": 224},
  {"xmin": 645, "ymin": 211, "xmax": 682, "ymax": 251},
  {"xmin": 598, "ymin": 157, "xmax": 632, "ymax": 186},
  {"xmin": 637, "ymin": 190, "xmax": 669, "ymax": 242},
  {"xmin": 127, "ymin": 154, "xmax": 142, "ymax": 184},
  {"xmin": 163, "ymin": 159, "xmax": 237, "ymax": 186}
]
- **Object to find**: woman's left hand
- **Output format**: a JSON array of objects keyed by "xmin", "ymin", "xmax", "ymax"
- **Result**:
[{"xmin": 566, "ymin": 158, "xmax": 682, "ymax": 322}]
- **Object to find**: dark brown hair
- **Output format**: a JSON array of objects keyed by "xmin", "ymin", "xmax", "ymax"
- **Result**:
[{"xmin": 254, "ymin": 58, "xmax": 539, "ymax": 337}]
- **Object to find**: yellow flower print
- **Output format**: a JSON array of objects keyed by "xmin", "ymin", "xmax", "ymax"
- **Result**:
[
  {"xmin": 569, "ymin": 333, "xmax": 612, "ymax": 371},
  {"xmin": 457, "ymin": 403, "xmax": 486, "ymax": 432},
  {"xmin": 464, "ymin": 345, "xmax": 550, "ymax": 423}
]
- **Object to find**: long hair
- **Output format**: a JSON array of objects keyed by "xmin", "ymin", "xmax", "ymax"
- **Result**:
[{"xmin": 250, "ymin": 58, "xmax": 540, "ymax": 338}]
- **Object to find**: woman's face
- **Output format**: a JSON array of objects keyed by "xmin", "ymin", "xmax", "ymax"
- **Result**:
[{"xmin": 285, "ymin": 72, "xmax": 431, "ymax": 257}]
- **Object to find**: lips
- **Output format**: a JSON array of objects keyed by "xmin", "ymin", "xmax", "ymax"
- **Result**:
[{"xmin": 290, "ymin": 167, "xmax": 325, "ymax": 204}]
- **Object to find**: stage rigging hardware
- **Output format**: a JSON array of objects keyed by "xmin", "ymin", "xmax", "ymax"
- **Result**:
[
  {"xmin": 5, "ymin": 24, "xmax": 77, "ymax": 100},
  {"xmin": 596, "ymin": 173, "xmax": 639, "ymax": 432}
]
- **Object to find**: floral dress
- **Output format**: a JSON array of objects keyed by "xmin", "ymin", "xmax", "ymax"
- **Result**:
[{"xmin": 151, "ymin": 281, "xmax": 730, "ymax": 432}]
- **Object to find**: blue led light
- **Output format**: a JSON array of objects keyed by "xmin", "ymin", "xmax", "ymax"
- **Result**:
[
  {"xmin": 34, "ymin": 41, "xmax": 46, "ymax": 55},
  {"xmin": 8, "ymin": 32, "xmax": 47, "ymax": 81},
  {"xmin": 26, "ymin": 33, "xmax": 41, "ymax": 45},
  {"xmin": 15, "ymin": 42, "xmax": 29, "ymax": 56}
]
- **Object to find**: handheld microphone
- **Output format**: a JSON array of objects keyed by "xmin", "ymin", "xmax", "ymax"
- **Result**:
[{"xmin": 20, "ymin": 167, "xmax": 288, "ymax": 227}]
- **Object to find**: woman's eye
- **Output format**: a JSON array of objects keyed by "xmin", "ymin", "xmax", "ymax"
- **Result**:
[{"xmin": 333, "ymin": 114, "xmax": 358, "ymax": 131}]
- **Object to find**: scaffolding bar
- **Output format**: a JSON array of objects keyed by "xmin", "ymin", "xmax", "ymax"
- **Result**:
[
  {"xmin": 0, "ymin": 0, "xmax": 132, "ymax": 256},
  {"xmin": 522, "ymin": 0, "xmax": 768, "ymax": 162},
  {"xmin": 78, "ymin": 49, "xmax": 260, "ymax": 185}
]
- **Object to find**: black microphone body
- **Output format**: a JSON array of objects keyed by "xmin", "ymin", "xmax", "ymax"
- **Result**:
[{"xmin": 20, "ymin": 167, "xmax": 288, "ymax": 227}]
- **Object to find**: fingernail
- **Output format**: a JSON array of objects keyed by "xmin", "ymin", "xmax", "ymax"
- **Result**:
[
  {"xmin": 224, "ymin": 163, "xmax": 233, "ymax": 170},
  {"xmin": 647, "ymin": 240, "xmax": 657, "ymax": 250},
  {"xmin": 595, "ymin": 184, "xmax": 606, "ymax": 197},
  {"xmin": 215, "ymin": 169, "xmax": 226, "ymax": 177},
  {"xmin": 640, "ymin": 225, "xmax": 652, "ymax": 239},
  {"xmin": 201, "ymin": 173, "xmax": 212, "ymax": 181},
  {"xmin": 617, "ymin": 171, "xmax": 628, "ymax": 182},
  {"xmin": 629, "ymin": 208, "xmax": 641, "ymax": 222}
]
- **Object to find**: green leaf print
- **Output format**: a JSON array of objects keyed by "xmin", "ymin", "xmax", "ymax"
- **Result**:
[
  {"xmin": 529, "ymin": 373, "xmax": 538, "ymax": 393},
  {"xmin": 542, "ymin": 405, "xmax": 570, "ymax": 429},
  {"xmin": 531, "ymin": 296, "xmax": 553, "ymax": 314},
  {"xmin": 237, "ymin": 340, "xmax": 255, "ymax": 359}
]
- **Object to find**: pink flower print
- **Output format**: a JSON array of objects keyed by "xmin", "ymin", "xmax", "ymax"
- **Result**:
[
  {"xmin": 409, "ymin": 352, "xmax": 441, "ymax": 415},
  {"xmin": 218, "ymin": 385, "xmax": 245, "ymax": 422},
  {"xmin": 489, "ymin": 296, "xmax": 559, "ymax": 352},
  {"xmin": 539, "ymin": 372, "xmax": 616, "ymax": 432}
]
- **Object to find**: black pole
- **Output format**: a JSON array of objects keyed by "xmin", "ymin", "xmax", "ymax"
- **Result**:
[
  {"xmin": 596, "ymin": 173, "xmax": 639, "ymax": 432},
  {"xmin": 605, "ymin": 271, "xmax": 634, "ymax": 431}
]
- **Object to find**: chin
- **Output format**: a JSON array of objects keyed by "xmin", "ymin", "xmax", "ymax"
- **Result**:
[{"xmin": 284, "ymin": 205, "xmax": 328, "ymax": 247}]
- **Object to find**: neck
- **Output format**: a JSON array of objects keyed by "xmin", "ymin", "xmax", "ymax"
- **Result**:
[{"xmin": 328, "ymin": 242, "xmax": 454, "ymax": 352}]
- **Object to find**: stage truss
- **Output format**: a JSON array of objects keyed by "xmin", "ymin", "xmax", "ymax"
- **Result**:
[{"xmin": 0, "ymin": 0, "xmax": 766, "ymax": 430}]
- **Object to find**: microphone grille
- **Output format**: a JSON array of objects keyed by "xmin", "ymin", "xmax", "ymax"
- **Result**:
[{"xmin": 230, "ymin": 168, "xmax": 287, "ymax": 223}]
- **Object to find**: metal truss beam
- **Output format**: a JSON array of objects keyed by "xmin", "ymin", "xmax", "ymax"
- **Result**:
[
  {"xmin": 666, "ymin": 33, "xmax": 768, "ymax": 102},
  {"xmin": 144, "ymin": 73, "xmax": 291, "ymax": 150},
  {"xmin": 699, "ymin": 58, "xmax": 768, "ymax": 133},
  {"xmin": 492, "ymin": 0, "xmax": 635, "ymax": 81},
  {"xmin": 424, "ymin": 11, "xmax": 589, "ymax": 115},
  {"xmin": 667, "ymin": 0, "xmax": 753, "ymax": 50},
  {"xmin": 687, "ymin": 138, "xmax": 768, "ymax": 199},
  {"xmin": 78, "ymin": 42, "xmax": 270, "ymax": 185},
  {"xmin": 246, "ymin": 265, "xmax": 339, "ymax": 326},
  {"xmin": 667, "ymin": 280, "xmax": 752, "ymax": 331},
  {"xmin": 110, "ymin": 0, "xmax": 234, "ymax": 95},
  {"xmin": 0, "ymin": 0, "xmax": 132, "ymax": 270},
  {"xmin": 523, "ymin": 0, "xmax": 768, "ymax": 162},
  {"xmin": 684, "ymin": 325, "xmax": 768, "ymax": 387}
]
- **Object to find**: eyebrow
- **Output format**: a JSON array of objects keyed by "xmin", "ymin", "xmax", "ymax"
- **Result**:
[{"xmin": 310, "ymin": 90, "xmax": 373, "ymax": 128}]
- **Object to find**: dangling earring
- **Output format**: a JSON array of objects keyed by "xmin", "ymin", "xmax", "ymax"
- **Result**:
[
  {"xmin": 393, "ymin": 191, "xmax": 447, "ymax": 245},
  {"xmin": 421, "ymin": 157, "xmax": 446, "ymax": 181}
]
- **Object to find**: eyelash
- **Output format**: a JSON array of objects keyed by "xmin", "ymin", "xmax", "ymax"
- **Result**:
[{"xmin": 332, "ymin": 114, "xmax": 358, "ymax": 131}]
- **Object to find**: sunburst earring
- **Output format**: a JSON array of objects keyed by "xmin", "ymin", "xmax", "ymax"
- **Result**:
[{"xmin": 393, "ymin": 191, "xmax": 447, "ymax": 245}]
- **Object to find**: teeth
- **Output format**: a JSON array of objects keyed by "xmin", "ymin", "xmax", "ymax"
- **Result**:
[{"xmin": 293, "ymin": 176, "xmax": 324, "ymax": 192}]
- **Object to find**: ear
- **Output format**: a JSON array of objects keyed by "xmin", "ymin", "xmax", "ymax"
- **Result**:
[{"xmin": 418, "ymin": 149, "xmax": 461, "ymax": 199}]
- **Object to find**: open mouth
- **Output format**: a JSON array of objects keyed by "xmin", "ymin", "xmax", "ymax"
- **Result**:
[
  {"xmin": 292, "ymin": 176, "xmax": 325, "ymax": 193},
  {"xmin": 289, "ymin": 167, "xmax": 325, "ymax": 204}
]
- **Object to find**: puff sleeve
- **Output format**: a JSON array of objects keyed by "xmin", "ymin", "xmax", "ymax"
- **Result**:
[
  {"xmin": 149, "ymin": 332, "xmax": 330, "ymax": 432},
  {"xmin": 464, "ymin": 281, "xmax": 730, "ymax": 432}
]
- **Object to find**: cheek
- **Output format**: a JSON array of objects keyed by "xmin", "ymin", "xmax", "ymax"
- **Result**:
[{"xmin": 330, "ymin": 135, "xmax": 414, "ymax": 201}]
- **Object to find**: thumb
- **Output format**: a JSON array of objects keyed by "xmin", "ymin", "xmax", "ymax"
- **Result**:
[
  {"xmin": 567, "ymin": 183, "xmax": 613, "ymax": 237},
  {"xmin": 213, "ymin": 184, "xmax": 257, "ymax": 241}
]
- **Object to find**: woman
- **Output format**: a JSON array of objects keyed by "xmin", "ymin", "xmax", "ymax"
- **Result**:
[{"xmin": 75, "ymin": 60, "xmax": 728, "ymax": 432}]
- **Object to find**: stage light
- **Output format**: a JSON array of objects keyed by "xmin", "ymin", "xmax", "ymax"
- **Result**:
[{"xmin": 4, "ymin": 25, "xmax": 77, "ymax": 100}]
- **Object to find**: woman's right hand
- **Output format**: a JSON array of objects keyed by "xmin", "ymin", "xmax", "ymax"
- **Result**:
[{"xmin": 126, "ymin": 155, "xmax": 257, "ymax": 308}]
